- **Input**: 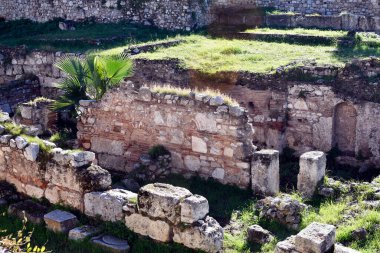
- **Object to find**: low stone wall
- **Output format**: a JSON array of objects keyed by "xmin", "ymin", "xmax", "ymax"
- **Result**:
[
  {"xmin": 0, "ymin": 131, "xmax": 112, "ymax": 211},
  {"xmin": 0, "ymin": 0, "xmax": 210, "ymax": 31},
  {"xmin": 0, "ymin": 79, "xmax": 41, "ymax": 114},
  {"xmin": 84, "ymin": 183, "xmax": 223, "ymax": 253},
  {"xmin": 77, "ymin": 85, "xmax": 255, "ymax": 188},
  {"xmin": 211, "ymin": 0, "xmax": 379, "ymax": 17}
]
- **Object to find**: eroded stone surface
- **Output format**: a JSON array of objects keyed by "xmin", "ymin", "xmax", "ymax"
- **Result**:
[
  {"xmin": 85, "ymin": 189, "xmax": 137, "ymax": 222},
  {"xmin": 173, "ymin": 216, "xmax": 223, "ymax": 253},
  {"xmin": 251, "ymin": 149, "xmax": 279, "ymax": 196},
  {"xmin": 69, "ymin": 225, "xmax": 101, "ymax": 241},
  {"xmin": 125, "ymin": 213, "xmax": 172, "ymax": 242},
  {"xmin": 247, "ymin": 225, "xmax": 274, "ymax": 244},
  {"xmin": 297, "ymin": 151, "xmax": 326, "ymax": 198},
  {"xmin": 138, "ymin": 183, "xmax": 192, "ymax": 224},
  {"xmin": 44, "ymin": 210, "xmax": 79, "ymax": 233},
  {"xmin": 180, "ymin": 194, "xmax": 209, "ymax": 224},
  {"xmin": 295, "ymin": 222, "xmax": 336, "ymax": 253},
  {"xmin": 24, "ymin": 143, "xmax": 40, "ymax": 161}
]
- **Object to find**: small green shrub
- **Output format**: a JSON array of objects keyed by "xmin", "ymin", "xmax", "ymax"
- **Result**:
[{"xmin": 148, "ymin": 145, "xmax": 170, "ymax": 160}]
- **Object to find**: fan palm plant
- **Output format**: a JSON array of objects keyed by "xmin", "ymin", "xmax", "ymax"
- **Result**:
[{"xmin": 52, "ymin": 54, "xmax": 133, "ymax": 112}]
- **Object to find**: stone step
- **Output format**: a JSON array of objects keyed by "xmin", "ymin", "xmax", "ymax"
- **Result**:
[{"xmin": 44, "ymin": 210, "xmax": 79, "ymax": 233}]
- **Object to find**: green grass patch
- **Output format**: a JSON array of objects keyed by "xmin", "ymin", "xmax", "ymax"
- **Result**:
[
  {"xmin": 244, "ymin": 27, "xmax": 347, "ymax": 38},
  {"xmin": 3, "ymin": 122, "xmax": 24, "ymax": 136},
  {"xmin": 133, "ymin": 35, "xmax": 379, "ymax": 74},
  {"xmin": 0, "ymin": 19, "xmax": 183, "ymax": 52}
]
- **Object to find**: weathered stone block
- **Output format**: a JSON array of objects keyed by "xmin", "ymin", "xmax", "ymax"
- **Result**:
[
  {"xmin": 173, "ymin": 216, "xmax": 223, "ymax": 253},
  {"xmin": 247, "ymin": 225, "xmax": 274, "ymax": 244},
  {"xmin": 125, "ymin": 213, "xmax": 172, "ymax": 242},
  {"xmin": 15, "ymin": 136, "xmax": 28, "ymax": 150},
  {"xmin": 191, "ymin": 136, "xmax": 207, "ymax": 153},
  {"xmin": 297, "ymin": 151, "xmax": 326, "ymax": 198},
  {"xmin": 295, "ymin": 222, "xmax": 336, "ymax": 253},
  {"xmin": 138, "ymin": 183, "xmax": 192, "ymax": 224},
  {"xmin": 275, "ymin": 235, "xmax": 300, "ymax": 253},
  {"xmin": 251, "ymin": 149, "xmax": 279, "ymax": 196},
  {"xmin": 44, "ymin": 210, "xmax": 79, "ymax": 233},
  {"xmin": 8, "ymin": 200, "xmax": 48, "ymax": 224},
  {"xmin": 91, "ymin": 234, "xmax": 130, "ymax": 253},
  {"xmin": 91, "ymin": 137, "xmax": 124, "ymax": 156},
  {"xmin": 84, "ymin": 189, "xmax": 137, "ymax": 222},
  {"xmin": 69, "ymin": 225, "xmax": 101, "ymax": 241},
  {"xmin": 180, "ymin": 195, "xmax": 209, "ymax": 224},
  {"xmin": 24, "ymin": 143, "xmax": 40, "ymax": 161}
]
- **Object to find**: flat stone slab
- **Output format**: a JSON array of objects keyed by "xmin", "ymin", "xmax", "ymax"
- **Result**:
[
  {"xmin": 44, "ymin": 210, "xmax": 79, "ymax": 233},
  {"xmin": 8, "ymin": 200, "xmax": 48, "ymax": 224},
  {"xmin": 91, "ymin": 234, "xmax": 130, "ymax": 253},
  {"xmin": 69, "ymin": 225, "xmax": 101, "ymax": 241},
  {"xmin": 295, "ymin": 222, "xmax": 336, "ymax": 253}
]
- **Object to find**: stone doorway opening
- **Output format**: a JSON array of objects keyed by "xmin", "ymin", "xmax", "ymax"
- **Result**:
[{"xmin": 333, "ymin": 102, "xmax": 358, "ymax": 156}]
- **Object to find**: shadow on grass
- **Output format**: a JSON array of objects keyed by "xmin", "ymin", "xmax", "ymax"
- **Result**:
[
  {"xmin": 332, "ymin": 43, "xmax": 380, "ymax": 62},
  {"xmin": 157, "ymin": 174, "xmax": 254, "ymax": 225}
]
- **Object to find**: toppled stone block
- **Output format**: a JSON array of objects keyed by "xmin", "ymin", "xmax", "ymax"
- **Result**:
[
  {"xmin": 334, "ymin": 244, "xmax": 361, "ymax": 253},
  {"xmin": 295, "ymin": 222, "xmax": 336, "ymax": 253},
  {"xmin": 247, "ymin": 225, "xmax": 274, "ymax": 244},
  {"xmin": 173, "ymin": 216, "xmax": 223, "ymax": 253},
  {"xmin": 251, "ymin": 149, "xmax": 280, "ymax": 196},
  {"xmin": 275, "ymin": 235, "xmax": 300, "ymax": 253},
  {"xmin": 180, "ymin": 194, "xmax": 209, "ymax": 224},
  {"xmin": 8, "ymin": 200, "xmax": 48, "ymax": 224},
  {"xmin": 44, "ymin": 210, "xmax": 79, "ymax": 233},
  {"xmin": 69, "ymin": 225, "xmax": 101, "ymax": 241},
  {"xmin": 91, "ymin": 234, "xmax": 130, "ymax": 253},
  {"xmin": 125, "ymin": 213, "xmax": 172, "ymax": 242},
  {"xmin": 138, "ymin": 183, "xmax": 192, "ymax": 224},
  {"xmin": 79, "ymin": 164, "xmax": 112, "ymax": 192},
  {"xmin": 297, "ymin": 151, "xmax": 326, "ymax": 198},
  {"xmin": 24, "ymin": 143, "xmax": 40, "ymax": 161},
  {"xmin": 85, "ymin": 189, "xmax": 137, "ymax": 222}
]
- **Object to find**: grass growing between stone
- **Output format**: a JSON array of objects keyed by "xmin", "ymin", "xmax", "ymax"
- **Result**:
[
  {"xmin": 133, "ymin": 35, "xmax": 379, "ymax": 74},
  {"xmin": 158, "ymin": 174, "xmax": 380, "ymax": 253},
  {"xmin": 244, "ymin": 27, "xmax": 347, "ymax": 38}
]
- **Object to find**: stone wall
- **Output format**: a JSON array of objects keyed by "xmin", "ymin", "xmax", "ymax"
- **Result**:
[
  {"xmin": 130, "ymin": 58, "xmax": 380, "ymax": 165},
  {"xmin": 0, "ymin": 132, "xmax": 112, "ymax": 211},
  {"xmin": 0, "ymin": 0, "xmax": 210, "ymax": 30},
  {"xmin": 212, "ymin": 0, "xmax": 379, "ymax": 17},
  {"xmin": 77, "ymin": 85, "xmax": 255, "ymax": 188}
]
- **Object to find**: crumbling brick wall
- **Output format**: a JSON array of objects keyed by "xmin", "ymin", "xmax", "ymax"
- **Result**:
[{"xmin": 77, "ymin": 85, "xmax": 255, "ymax": 188}]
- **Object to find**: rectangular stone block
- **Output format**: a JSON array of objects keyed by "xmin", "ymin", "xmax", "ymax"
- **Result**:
[
  {"xmin": 295, "ymin": 222, "xmax": 336, "ymax": 253},
  {"xmin": 173, "ymin": 216, "xmax": 223, "ymax": 253},
  {"xmin": 138, "ymin": 183, "xmax": 191, "ymax": 224},
  {"xmin": 125, "ymin": 213, "xmax": 172, "ymax": 242},
  {"xmin": 251, "ymin": 150, "xmax": 280, "ymax": 196},
  {"xmin": 180, "ymin": 195, "xmax": 209, "ymax": 224},
  {"xmin": 84, "ymin": 189, "xmax": 137, "ymax": 222},
  {"xmin": 297, "ymin": 151, "xmax": 326, "ymax": 198},
  {"xmin": 44, "ymin": 210, "xmax": 79, "ymax": 233}
]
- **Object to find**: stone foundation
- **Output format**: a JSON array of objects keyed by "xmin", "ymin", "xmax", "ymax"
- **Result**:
[{"xmin": 0, "ymin": 131, "xmax": 112, "ymax": 211}]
